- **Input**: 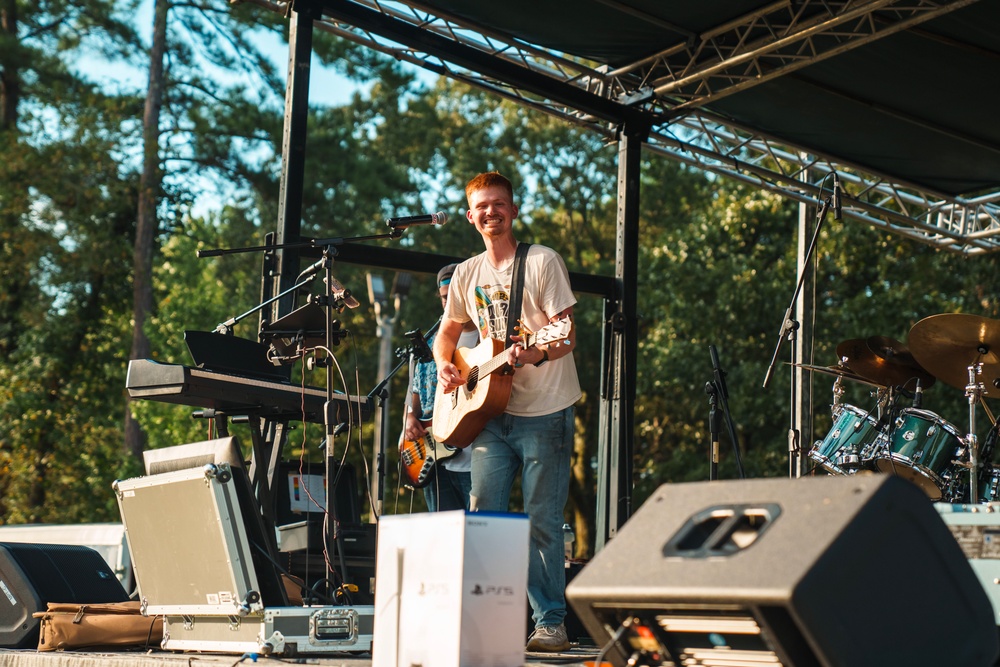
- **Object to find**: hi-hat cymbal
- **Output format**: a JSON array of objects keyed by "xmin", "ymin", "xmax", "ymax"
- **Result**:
[
  {"xmin": 834, "ymin": 336, "xmax": 935, "ymax": 389},
  {"xmin": 908, "ymin": 313, "xmax": 1000, "ymax": 397},
  {"xmin": 786, "ymin": 362, "xmax": 883, "ymax": 388}
]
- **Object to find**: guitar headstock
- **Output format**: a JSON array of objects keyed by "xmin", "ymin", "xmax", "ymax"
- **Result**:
[{"xmin": 523, "ymin": 317, "xmax": 573, "ymax": 347}]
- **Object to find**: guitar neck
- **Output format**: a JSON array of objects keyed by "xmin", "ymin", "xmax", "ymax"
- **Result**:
[{"xmin": 477, "ymin": 332, "xmax": 536, "ymax": 379}]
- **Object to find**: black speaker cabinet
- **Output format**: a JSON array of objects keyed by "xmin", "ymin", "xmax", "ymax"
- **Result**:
[
  {"xmin": 566, "ymin": 475, "xmax": 998, "ymax": 667},
  {"xmin": 0, "ymin": 542, "xmax": 130, "ymax": 648}
]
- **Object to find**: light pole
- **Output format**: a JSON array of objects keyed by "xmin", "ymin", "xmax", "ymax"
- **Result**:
[{"xmin": 366, "ymin": 271, "xmax": 411, "ymax": 519}]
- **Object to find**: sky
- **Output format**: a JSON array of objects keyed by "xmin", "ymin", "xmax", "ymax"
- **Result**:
[
  {"xmin": 80, "ymin": 0, "xmax": 364, "ymax": 107},
  {"xmin": 75, "ymin": 0, "xmax": 378, "ymax": 219}
]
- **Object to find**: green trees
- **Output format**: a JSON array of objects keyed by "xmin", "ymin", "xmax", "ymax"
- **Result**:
[{"xmin": 0, "ymin": 0, "xmax": 142, "ymax": 521}]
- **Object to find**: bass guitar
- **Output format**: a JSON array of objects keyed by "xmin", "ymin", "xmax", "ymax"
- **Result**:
[
  {"xmin": 432, "ymin": 318, "xmax": 572, "ymax": 447},
  {"xmin": 400, "ymin": 423, "xmax": 457, "ymax": 489}
]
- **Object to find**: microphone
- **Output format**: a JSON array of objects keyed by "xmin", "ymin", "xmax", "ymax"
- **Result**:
[
  {"xmin": 386, "ymin": 212, "xmax": 448, "ymax": 230},
  {"xmin": 329, "ymin": 277, "xmax": 360, "ymax": 309},
  {"xmin": 832, "ymin": 172, "xmax": 843, "ymax": 221},
  {"xmin": 913, "ymin": 379, "xmax": 923, "ymax": 409}
]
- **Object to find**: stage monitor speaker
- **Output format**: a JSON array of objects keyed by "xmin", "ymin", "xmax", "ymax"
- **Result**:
[
  {"xmin": 566, "ymin": 475, "xmax": 998, "ymax": 667},
  {"xmin": 0, "ymin": 542, "xmax": 130, "ymax": 648}
]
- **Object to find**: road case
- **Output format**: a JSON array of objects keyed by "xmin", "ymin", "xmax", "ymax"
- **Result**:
[
  {"xmin": 262, "ymin": 605, "xmax": 374, "ymax": 656},
  {"xmin": 114, "ymin": 464, "xmax": 263, "ymax": 618}
]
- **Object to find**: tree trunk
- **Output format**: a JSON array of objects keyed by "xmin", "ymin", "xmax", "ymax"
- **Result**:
[
  {"xmin": 0, "ymin": 0, "xmax": 17, "ymax": 129},
  {"xmin": 0, "ymin": 0, "xmax": 23, "ymax": 360},
  {"xmin": 569, "ymin": 411, "xmax": 594, "ymax": 559},
  {"xmin": 125, "ymin": 0, "xmax": 170, "ymax": 463}
]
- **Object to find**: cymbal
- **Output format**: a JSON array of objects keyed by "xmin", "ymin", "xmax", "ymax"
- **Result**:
[
  {"xmin": 786, "ymin": 362, "xmax": 883, "ymax": 388},
  {"xmin": 835, "ymin": 336, "xmax": 935, "ymax": 389},
  {"xmin": 908, "ymin": 313, "xmax": 1000, "ymax": 397}
]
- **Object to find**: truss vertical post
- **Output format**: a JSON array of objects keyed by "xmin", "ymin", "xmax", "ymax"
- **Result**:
[
  {"xmin": 794, "ymin": 166, "xmax": 816, "ymax": 476},
  {"xmin": 273, "ymin": 3, "xmax": 318, "ymax": 320},
  {"xmin": 596, "ymin": 122, "xmax": 646, "ymax": 550}
]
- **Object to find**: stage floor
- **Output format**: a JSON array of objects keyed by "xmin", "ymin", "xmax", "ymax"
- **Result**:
[{"xmin": 0, "ymin": 646, "xmax": 601, "ymax": 667}]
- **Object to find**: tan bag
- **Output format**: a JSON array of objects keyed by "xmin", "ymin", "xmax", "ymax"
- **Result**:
[{"xmin": 33, "ymin": 600, "xmax": 163, "ymax": 652}]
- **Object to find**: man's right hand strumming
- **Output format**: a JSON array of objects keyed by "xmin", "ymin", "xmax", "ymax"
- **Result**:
[{"xmin": 438, "ymin": 362, "xmax": 465, "ymax": 392}]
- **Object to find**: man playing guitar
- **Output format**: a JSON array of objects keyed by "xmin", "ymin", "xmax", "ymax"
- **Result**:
[{"xmin": 433, "ymin": 171, "xmax": 580, "ymax": 653}]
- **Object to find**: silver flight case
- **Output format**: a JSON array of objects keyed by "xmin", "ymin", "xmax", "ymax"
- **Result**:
[
  {"xmin": 116, "ymin": 462, "xmax": 373, "ymax": 655},
  {"xmin": 115, "ymin": 463, "xmax": 266, "ymax": 653}
]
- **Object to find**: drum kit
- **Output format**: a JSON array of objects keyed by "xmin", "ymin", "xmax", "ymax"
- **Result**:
[{"xmin": 802, "ymin": 313, "xmax": 1000, "ymax": 503}]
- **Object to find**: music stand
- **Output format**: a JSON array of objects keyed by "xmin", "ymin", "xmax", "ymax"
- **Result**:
[
  {"xmin": 261, "ymin": 302, "xmax": 329, "ymax": 357},
  {"xmin": 184, "ymin": 330, "xmax": 291, "ymax": 383}
]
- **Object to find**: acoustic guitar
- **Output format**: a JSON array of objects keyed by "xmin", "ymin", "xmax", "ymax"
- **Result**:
[{"xmin": 431, "ymin": 318, "xmax": 572, "ymax": 447}]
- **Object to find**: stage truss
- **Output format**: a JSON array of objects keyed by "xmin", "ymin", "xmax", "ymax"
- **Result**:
[{"xmin": 248, "ymin": 0, "xmax": 1000, "ymax": 254}]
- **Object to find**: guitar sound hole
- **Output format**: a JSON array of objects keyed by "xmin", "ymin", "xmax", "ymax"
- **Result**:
[{"xmin": 467, "ymin": 367, "xmax": 480, "ymax": 392}]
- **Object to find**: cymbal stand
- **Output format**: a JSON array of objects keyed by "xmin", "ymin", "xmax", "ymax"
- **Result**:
[
  {"xmin": 980, "ymin": 397, "xmax": 997, "ymax": 429},
  {"xmin": 966, "ymin": 361, "xmax": 985, "ymax": 503},
  {"xmin": 831, "ymin": 375, "xmax": 845, "ymax": 407}
]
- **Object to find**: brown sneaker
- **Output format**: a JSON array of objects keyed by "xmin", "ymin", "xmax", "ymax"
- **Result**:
[{"xmin": 526, "ymin": 624, "xmax": 569, "ymax": 652}]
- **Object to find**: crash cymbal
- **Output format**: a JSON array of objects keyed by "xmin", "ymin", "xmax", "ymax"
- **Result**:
[
  {"xmin": 834, "ymin": 336, "xmax": 935, "ymax": 389},
  {"xmin": 786, "ymin": 362, "xmax": 883, "ymax": 388},
  {"xmin": 908, "ymin": 313, "xmax": 1000, "ymax": 397}
]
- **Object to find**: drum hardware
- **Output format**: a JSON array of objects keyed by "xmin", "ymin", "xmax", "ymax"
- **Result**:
[
  {"xmin": 965, "ymin": 362, "xmax": 985, "ymax": 503},
  {"xmin": 909, "ymin": 313, "xmax": 1000, "ymax": 503},
  {"xmin": 832, "ymin": 374, "xmax": 845, "ymax": 406},
  {"xmin": 786, "ymin": 362, "xmax": 883, "ymax": 388}
]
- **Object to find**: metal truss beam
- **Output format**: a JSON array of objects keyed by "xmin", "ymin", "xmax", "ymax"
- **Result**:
[
  {"xmin": 614, "ymin": 0, "xmax": 984, "ymax": 112},
  {"xmin": 246, "ymin": 0, "xmax": 1000, "ymax": 253}
]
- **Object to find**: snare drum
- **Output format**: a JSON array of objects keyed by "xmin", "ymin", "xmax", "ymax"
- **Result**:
[
  {"xmin": 809, "ymin": 404, "xmax": 879, "ymax": 475},
  {"xmin": 870, "ymin": 408, "xmax": 965, "ymax": 500}
]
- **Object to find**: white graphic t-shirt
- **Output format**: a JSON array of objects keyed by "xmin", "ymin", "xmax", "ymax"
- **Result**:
[{"xmin": 444, "ymin": 244, "xmax": 581, "ymax": 417}]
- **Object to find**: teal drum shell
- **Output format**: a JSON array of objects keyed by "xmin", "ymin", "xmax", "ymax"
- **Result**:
[
  {"xmin": 872, "ymin": 408, "xmax": 966, "ymax": 501},
  {"xmin": 946, "ymin": 466, "xmax": 1000, "ymax": 504},
  {"xmin": 809, "ymin": 404, "xmax": 879, "ymax": 475}
]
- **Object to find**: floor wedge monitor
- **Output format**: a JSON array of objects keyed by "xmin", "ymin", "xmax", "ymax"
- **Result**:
[
  {"xmin": 0, "ymin": 542, "xmax": 130, "ymax": 648},
  {"xmin": 566, "ymin": 475, "xmax": 998, "ymax": 667}
]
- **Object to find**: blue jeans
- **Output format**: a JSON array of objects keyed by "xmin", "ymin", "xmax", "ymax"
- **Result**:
[
  {"xmin": 422, "ymin": 466, "xmax": 472, "ymax": 512},
  {"xmin": 469, "ymin": 407, "xmax": 573, "ymax": 629}
]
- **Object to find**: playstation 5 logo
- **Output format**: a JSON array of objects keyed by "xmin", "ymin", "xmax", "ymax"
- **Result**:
[{"xmin": 470, "ymin": 584, "xmax": 515, "ymax": 596}]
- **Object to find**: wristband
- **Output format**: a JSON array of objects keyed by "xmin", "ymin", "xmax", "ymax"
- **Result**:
[{"xmin": 533, "ymin": 348, "xmax": 549, "ymax": 367}]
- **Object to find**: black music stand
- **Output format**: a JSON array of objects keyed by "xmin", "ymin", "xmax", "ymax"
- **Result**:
[
  {"xmin": 260, "ymin": 302, "xmax": 329, "ymax": 358},
  {"xmin": 185, "ymin": 330, "xmax": 291, "ymax": 383}
]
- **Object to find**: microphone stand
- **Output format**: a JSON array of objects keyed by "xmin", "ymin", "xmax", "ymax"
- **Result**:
[
  {"xmin": 199, "ymin": 229, "xmax": 405, "ymax": 588},
  {"xmin": 705, "ymin": 382, "xmax": 720, "ymax": 480},
  {"xmin": 761, "ymin": 175, "xmax": 835, "ymax": 479},
  {"xmin": 706, "ymin": 344, "xmax": 746, "ymax": 480},
  {"xmin": 365, "ymin": 320, "xmax": 441, "ymax": 518}
]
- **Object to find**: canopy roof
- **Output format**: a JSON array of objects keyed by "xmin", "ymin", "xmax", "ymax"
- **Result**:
[{"xmin": 303, "ymin": 0, "xmax": 1000, "ymax": 253}]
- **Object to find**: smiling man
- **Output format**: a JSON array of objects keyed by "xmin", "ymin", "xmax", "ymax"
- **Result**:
[{"xmin": 433, "ymin": 171, "xmax": 581, "ymax": 653}]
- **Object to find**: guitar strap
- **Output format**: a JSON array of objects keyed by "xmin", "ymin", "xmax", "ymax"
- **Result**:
[{"xmin": 504, "ymin": 242, "xmax": 532, "ymax": 349}]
